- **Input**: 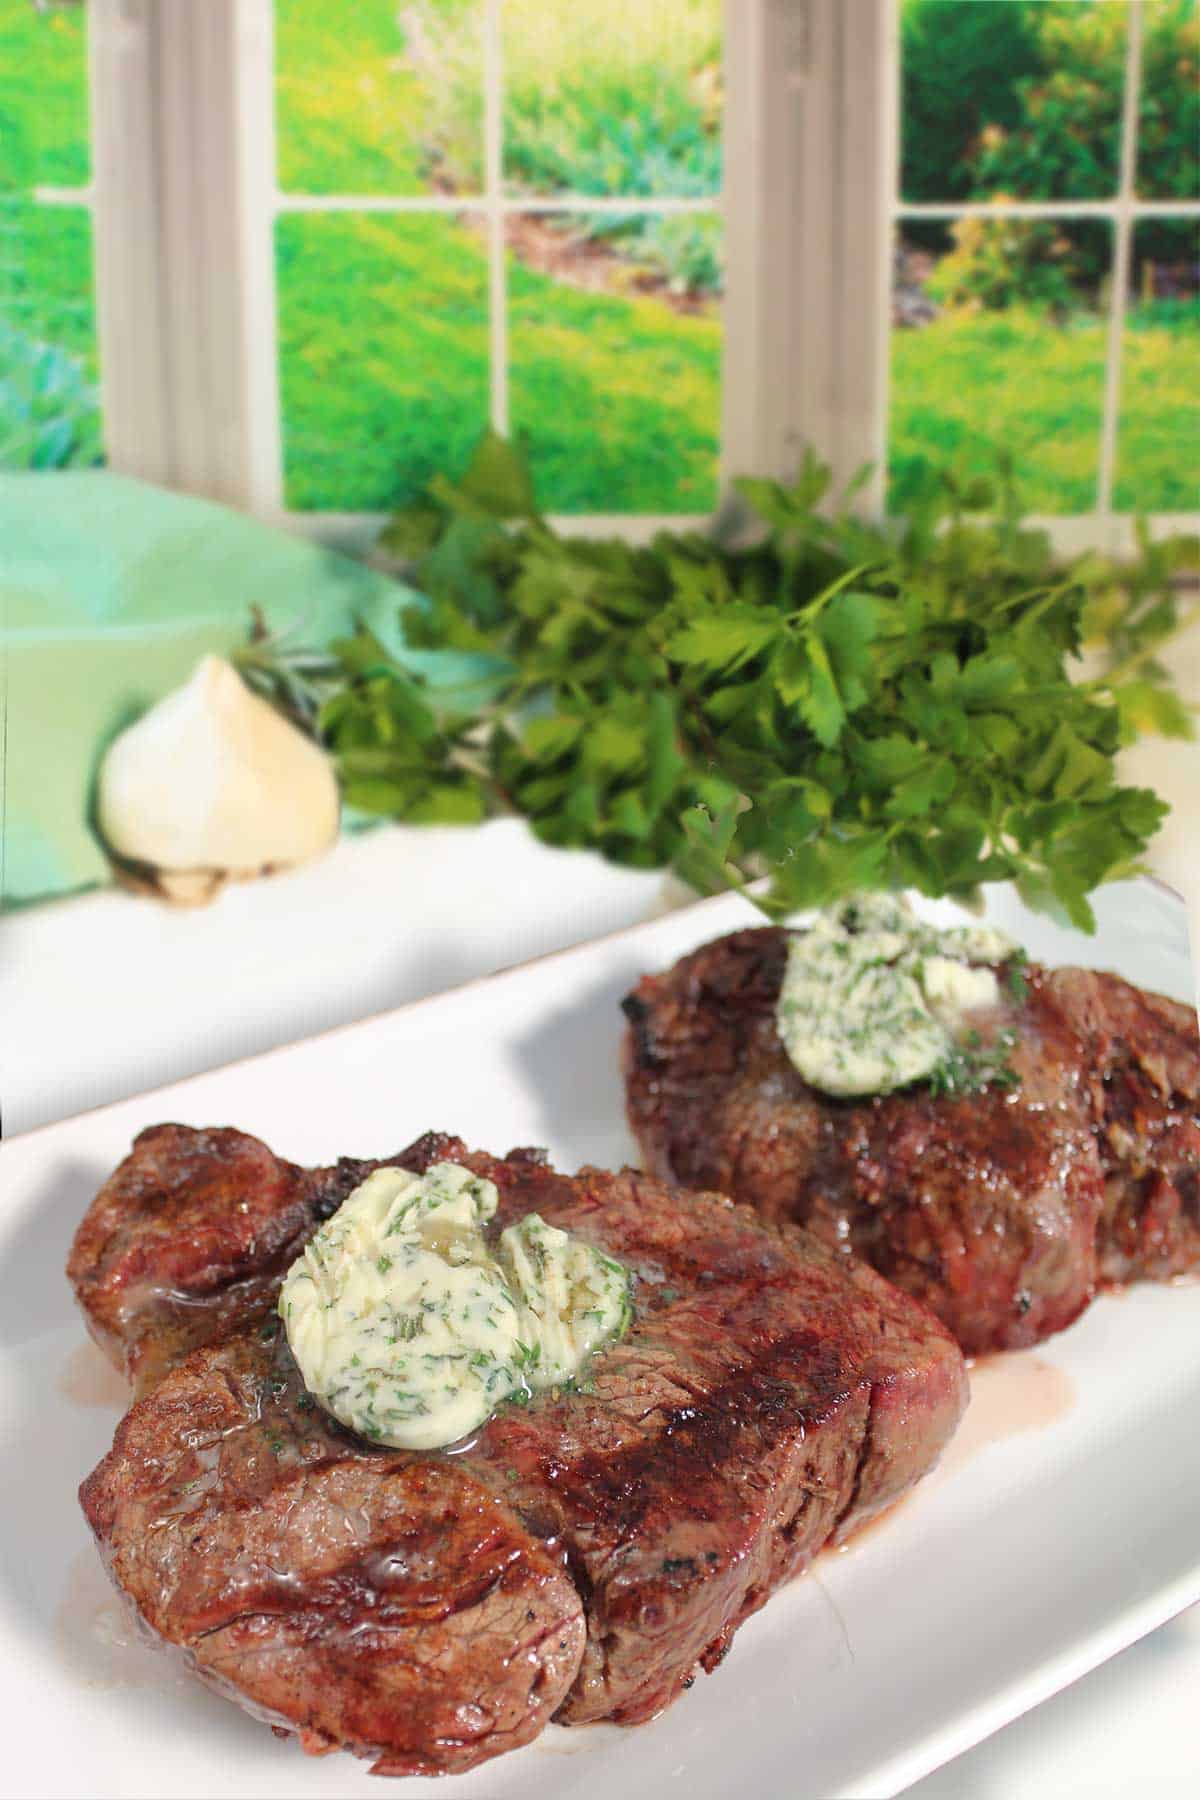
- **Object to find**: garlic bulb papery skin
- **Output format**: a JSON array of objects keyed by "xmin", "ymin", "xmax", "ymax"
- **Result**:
[{"xmin": 97, "ymin": 655, "xmax": 340, "ymax": 900}]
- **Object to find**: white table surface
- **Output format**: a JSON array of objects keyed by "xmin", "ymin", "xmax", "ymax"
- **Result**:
[{"xmin": 2, "ymin": 803, "xmax": 1198, "ymax": 1796}]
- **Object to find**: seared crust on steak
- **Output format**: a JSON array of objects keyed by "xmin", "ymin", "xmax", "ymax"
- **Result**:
[
  {"xmin": 82, "ymin": 1339, "xmax": 585, "ymax": 1777},
  {"xmin": 72, "ymin": 1129, "xmax": 967, "ymax": 1774},
  {"xmin": 1042, "ymin": 968, "xmax": 1200, "ymax": 1283},
  {"xmin": 67, "ymin": 1124, "xmax": 377, "ymax": 1392},
  {"xmin": 622, "ymin": 927, "xmax": 1200, "ymax": 1353}
]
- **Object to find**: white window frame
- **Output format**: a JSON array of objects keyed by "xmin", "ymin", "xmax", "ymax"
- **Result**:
[
  {"xmin": 35, "ymin": 0, "xmax": 1198, "ymax": 554},
  {"xmin": 888, "ymin": 0, "xmax": 1200, "ymax": 556}
]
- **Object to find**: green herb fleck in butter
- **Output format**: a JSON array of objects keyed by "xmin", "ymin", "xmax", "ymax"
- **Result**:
[
  {"xmin": 280, "ymin": 1163, "xmax": 631, "ymax": 1450},
  {"xmin": 775, "ymin": 894, "xmax": 1016, "ymax": 1097}
]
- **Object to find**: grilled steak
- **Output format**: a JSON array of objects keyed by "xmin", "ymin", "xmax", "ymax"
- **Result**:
[
  {"xmin": 67, "ymin": 1123, "xmax": 377, "ymax": 1394},
  {"xmin": 72, "ymin": 1126, "xmax": 966, "ymax": 1778},
  {"xmin": 1041, "ymin": 966, "xmax": 1200, "ymax": 1286},
  {"xmin": 623, "ymin": 927, "xmax": 1200, "ymax": 1354}
]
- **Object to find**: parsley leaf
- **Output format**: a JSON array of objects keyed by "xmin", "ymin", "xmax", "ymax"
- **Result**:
[{"xmin": 237, "ymin": 435, "xmax": 1195, "ymax": 930}]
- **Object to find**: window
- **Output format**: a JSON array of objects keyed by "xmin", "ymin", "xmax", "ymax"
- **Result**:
[
  {"xmin": 6, "ymin": 0, "xmax": 884, "ymax": 539},
  {"xmin": 0, "ymin": 0, "xmax": 101, "ymax": 470},
  {"xmin": 5, "ymin": 0, "xmax": 1195, "ymax": 551},
  {"xmin": 888, "ymin": 0, "xmax": 1199, "ymax": 539},
  {"xmin": 272, "ymin": 0, "xmax": 724, "ymax": 520}
]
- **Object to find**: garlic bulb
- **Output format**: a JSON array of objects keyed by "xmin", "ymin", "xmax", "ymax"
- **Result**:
[{"xmin": 97, "ymin": 655, "xmax": 340, "ymax": 903}]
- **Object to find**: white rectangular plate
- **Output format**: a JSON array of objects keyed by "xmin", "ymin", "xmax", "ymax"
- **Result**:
[{"xmin": 1, "ymin": 879, "xmax": 1197, "ymax": 1800}]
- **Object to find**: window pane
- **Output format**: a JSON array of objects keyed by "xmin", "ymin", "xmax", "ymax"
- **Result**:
[
  {"xmin": 501, "ymin": 0, "xmax": 722, "ymax": 200},
  {"xmin": 0, "ymin": 2, "xmax": 99, "ymax": 473},
  {"xmin": 889, "ymin": 222, "xmax": 1111, "ymax": 515},
  {"xmin": 0, "ymin": 202, "xmax": 101, "ymax": 472},
  {"xmin": 0, "ymin": 0, "xmax": 91, "ymax": 189},
  {"xmin": 276, "ymin": 211, "xmax": 488, "ymax": 510},
  {"xmin": 275, "ymin": 0, "xmax": 482, "ymax": 197},
  {"xmin": 507, "ymin": 212, "xmax": 721, "ymax": 513},
  {"xmin": 1114, "ymin": 219, "xmax": 1200, "ymax": 512},
  {"xmin": 900, "ymin": 0, "xmax": 1125, "ymax": 203},
  {"xmin": 1136, "ymin": 0, "xmax": 1200, "ymax": 200}
]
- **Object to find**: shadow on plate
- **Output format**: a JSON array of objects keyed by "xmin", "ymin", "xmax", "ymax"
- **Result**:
[
  {"xmin": 0, "ymin": 1155, "xmax": 108, "ymax": 1350},
  {"xmin": 511, "ymin": 951, "xmax": 650, "ymax": 1174},
  {"xmin": 904, "ymin": 1600, "xmax": 1200, "ymax": 1799},
  {"xmin": 0, "ymin": 1157, "xmax": 282, "ymax": 1761}
]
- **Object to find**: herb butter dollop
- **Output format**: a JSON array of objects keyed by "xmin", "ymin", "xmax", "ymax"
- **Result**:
[
  {"xmin": 279, "ymin": 1162, "xmax": 631, "ymax": 1450},
  {"xmin": 775, "ymin": 893, "xmax": 1015, "ymax": 1098}
]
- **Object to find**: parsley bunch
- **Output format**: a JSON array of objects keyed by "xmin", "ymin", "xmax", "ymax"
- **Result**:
[{"xmin": 242, "ymin": 435, "xmax": 1197, "ymax": 932}]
